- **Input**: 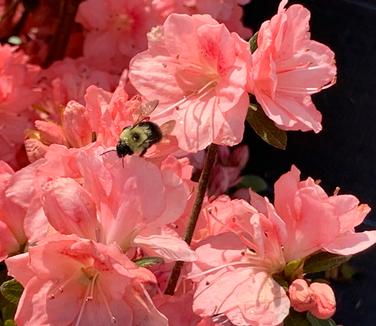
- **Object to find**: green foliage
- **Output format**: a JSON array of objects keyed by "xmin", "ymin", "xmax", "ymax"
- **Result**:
[
  {"xmin": 246, "ymin": 103, "xmax": 287, "ymax": 150},
  {"xmin": 306, "ymin": 313, "xmax": 337, "ymax": 326},
  {"xmin": 0, "ymin": 279, "xmax": 23, "ymax": 305},
  {"xmin": 249, "ymin": 32, "xmax": 259, "ymax": 53},
  {"xmin": 237, "ymin": 174, "xmax": 268, "ymax": 193},
  {"xmin": 284, "ymin": 259, "xmax": 304, "ymax": 281},
  {"xmin": 304, "ymin": 252, "xmax": 351, "ymax": 274},
  {"xmin": 284, "ymin": 310, "xmax": 337, "ymax": 326},
  {"xmin": 284, "ymin": 310, "xmax": 311, "ymax": 326},
  {"xmin": 134, "ymin": 257, "xmax": 164, "ymax": 268}
]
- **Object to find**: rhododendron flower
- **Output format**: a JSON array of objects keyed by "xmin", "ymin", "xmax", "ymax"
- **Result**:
[
  {"xmin": 35, "ymin": 57, "xmax": 119, "ymax": 121},
  {"xmin": 29, "ymin": 145, "xmax": 195, "ymax": 262},
  {"xmin": 6, "ymin": 235, "xmax": 168, "ymax": 325},
  {"xmin": 289, "ymin": 279, "xmax": 336, "ymax": 319},
  {"xmin": 129, "ymin": 14, "xmax": 251, "ymax": 152},
  {"xmin": 151, "ymin": 0, "xmax": 252, "ymax": 39},
  {"xmin": 0, "ymin": 45, "xmax": 41, "ymax": 167},
  {"xmin": 190, "ymin": 166, "xmax": 375, "ymax": 325},
  {"xmin": 271, "ymin": 165, "xmax": 376, "ymax": 259},
  {"xmin": 25, "ymin": 71, "xmax": 178, "ymax": 162},
  {"xmin": 0, "ymin": 161, "xmax": 24, "ymax": 261},
  {"xmin": 76, "ymin": 0, "xmax": 158, "ymax": 70},
  {"xmin": 248, "ymin": 0, "xmax": 336, "ymax": 132}
]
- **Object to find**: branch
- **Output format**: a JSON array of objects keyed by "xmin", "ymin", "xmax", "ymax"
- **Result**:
[
  {"xmin": 43, "ymin": 0, "xmax": 81, "ymax": 67},
  {"xmin": 164, "ymin": 143, "xmax": 217, "ymax": 295}
]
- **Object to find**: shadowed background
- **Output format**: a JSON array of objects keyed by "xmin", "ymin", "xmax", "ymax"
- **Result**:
[{"xmin": 242, "ymin": 1, "xmax": 376, "ymax": 325}]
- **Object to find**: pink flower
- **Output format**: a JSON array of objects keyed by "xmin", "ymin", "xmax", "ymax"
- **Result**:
[
  {"xmin": 76, "ymin": 0, "xmax": 158, "ymax": 70},
  {"xmin": 36, "ymin": 145, "xmax": 195, "ymax": 262},
  {"xmin": 271, "ymin": 165, "xmax": 376, "ymax": 260},
  {"xmin": 248, "ymin": 0, "xmax": 336, "ymax": 132},
  {"xmin": 0, "ymin": 161, "xmax": 22, "ymax": 261},
  {"xmin": 190, "ymin": 166, "xmax": 375, "ymax": 325},
  {"xmin": 35, "ymin": 57, "xmax": 119, "ymax": 122},
  {"xmin": 151, "ymin": 0, "xmax": 252, "ymax": 39},
  {"xmin": 129, "ymin": 14, "xmax": 251, "ymax": 152},
  {"xmin": 190, "ymin": 200, "xmax": 290, "ymax": 325},
  {"xmin": 0, "ymin": 45, "xmax": 41, "ymax": 167},
  {"xmin": 6, "ymin": 235, "xmax": 168, "ymax": 325},
  {"xmin": 289, "ymin": 279, "xmax": 336, "ymax": 319}
]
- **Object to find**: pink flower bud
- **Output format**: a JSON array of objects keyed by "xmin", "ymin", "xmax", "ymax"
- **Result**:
[
  {"xmin": 289, "ymin": 280, "xmax": 336, "ymax": 319},
  {"xmin": 289, "ymin": 279, "xmax": 316, "ymax": 312},
  {"xmin": 310, "ymin": 282, "xmax": 336, "ymax": 319}
]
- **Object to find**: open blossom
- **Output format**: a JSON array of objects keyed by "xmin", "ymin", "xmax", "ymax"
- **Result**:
[
  {"xmin": 0, "ymin": 161, "xmax": 24, "ymax": 261},
  {"xmin": 35, "ymin": 57, "xmax": 119, "ymax": 120},
  {"xmin": 0, "ymin": 45, "xmax": 41, "ymax": 168},
  {"xmin": 25, "ymin": 72, "xmax": 178, "ymax": 163},
  {"xmin": 30, "ymin": 145, "xmax": 195, "ymax": 262},
  {"xmin": 129, "ymin": 14, "xmax": 251, "ymax": 152},
  {"xmin": 6, "ymin": 235, "xmax": 168, "ymax": 325},
  {"xmin": 151, "ymin": 0, "xmax": 252, "ymax": 39},
  {"xmin": 289, "ymin": 279, "xmax": 336, "ymax": 319},
  {"xmin": 190, "ymin": 165, "xmax": 375, "ymax": 325},
  {"xmin": 271, "ymin": 165, "xmax": 376, "ymax": 259},
  {"xmin": 248, "ymin": 0, "xmax": 336, "ymax": 132},
  {"xmin": 76, "ymin": 0, "xmax": 158, "ymax": 71}
]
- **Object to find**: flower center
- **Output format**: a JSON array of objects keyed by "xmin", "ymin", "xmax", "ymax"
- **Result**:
[{"xmin": 111, "ymin": 13, "xmax": 134, "ymax": 32}]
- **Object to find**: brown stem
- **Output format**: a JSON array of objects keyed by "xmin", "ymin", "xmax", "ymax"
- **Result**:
[
  {"xmin": 164, "ymin": 143, "xmax": 217, "ymax": 295},
  {"xmin": 43, "ymin": 0, "xmax": 81, "ymax": 67}
]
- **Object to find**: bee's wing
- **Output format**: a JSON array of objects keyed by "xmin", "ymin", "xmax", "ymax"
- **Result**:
[
  {"xmin": 159, "ymin": 120, "xmax": 176, "ymax": 136},
  {"xmin": 134, "ymin": 99, "xmax": 159, "ymax": 124}
]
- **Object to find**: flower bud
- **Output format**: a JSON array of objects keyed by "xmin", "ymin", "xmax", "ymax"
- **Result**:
[{"xmin": 310, "ymin": 282, "xmax": 336, "ymax": 319}]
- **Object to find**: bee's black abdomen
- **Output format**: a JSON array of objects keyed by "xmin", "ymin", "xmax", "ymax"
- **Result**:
[{"xmin": 137, "ymin": 121, "xmax": 163, "ymax": 145}]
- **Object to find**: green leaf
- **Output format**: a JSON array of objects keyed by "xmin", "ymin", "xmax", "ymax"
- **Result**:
[
  {"xmin": 304, "ymin": 252, "xmax": 351, "ymax": 274},
  {"xmin": 4, "ymin": 320, "xmax": 17, "ymax": 326},
  {"xmin": 0, "ymin": 279, "xmax": 23, "ymax": 305},
  {"xmin": 134, "ymin": 257, "xmax": 164, "ymax": 268},
  {"xmin": 284, "ymin": 259, "xmax": 304, "ymax": 280},
  {"xmin": 249, "ymin": 32, "xmax": 258, "ymax": 53},
  {"xmin": 284, "ymin": 310, "xmax": 311, "ymax": 326},
  {"xmin": 246, "ymin": 104, "xmax": 287, "ymax": 150},
  {"xmin": 1, "ymin": 303, "xmax": 17, "ymax": 323},
  {"xmin": 237, "ymin": 174, "xmax": 267, "ymax": 193},
  {"xmin": 307, "ymin": 313, "xmax": 337, "ymax": 326}
]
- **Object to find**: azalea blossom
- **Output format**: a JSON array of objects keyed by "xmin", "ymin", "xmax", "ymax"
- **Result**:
[
  {"xmin": 76, "ymin": 0, "xmax": 158, "ymax": 71},
  {"xmin": 6, "ymin": 235, "xmax": 168, "ymax": 325},
  {"xmin": 31, "ymin": 145, "xmax": 195, "ymax": 262},
  {"xmin": 129, "ymin": 14, "xmax": 251, "ymax": 152},
  {"xmin": 151, "ymin": 0, "xmax": 252, "ymax": 39},
  {"xmin": 248, "ymin": 0, "xmax": 336, "ymax": 132},
  {"xmin": 0, "ymin": 161, "xmax": 24, "ymax": 261},
  {"xmin": 0, "ymin": 45, "xmax": 41, "ymax": 168},
  {"xmin": 25, "ymin": 71, "xmax": 178, "ymax": 163},
  {"xmin": 189, "ymin": 166, "xmax": 376, "ymax": 325},
  {"xmin": 289, "ymin": 279, "xmax": 336, "ymax": 319}
]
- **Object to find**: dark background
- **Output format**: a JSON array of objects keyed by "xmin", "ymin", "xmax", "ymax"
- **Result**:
[{"xmin": 242, "ymin": 1, "xmax": 376, "ymax": 325}]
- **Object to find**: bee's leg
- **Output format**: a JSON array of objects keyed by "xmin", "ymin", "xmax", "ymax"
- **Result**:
[{"xmin": 139, "ymin": 149, "xmax": 147, "ymax": 157}]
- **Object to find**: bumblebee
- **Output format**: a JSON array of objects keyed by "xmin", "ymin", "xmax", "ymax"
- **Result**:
[
  {"xmin": 116, "ymin": 121, "xmax": 164, "ymax": 157},
  {"xmin": 110, "ymin": 100, "xmax": 175, "ymax": 158}
]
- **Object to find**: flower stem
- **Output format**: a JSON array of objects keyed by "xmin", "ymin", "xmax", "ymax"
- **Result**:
[
  {"xmin": 164, "ymin": 143, "xmax": 217, "ymax": 295},
  {"xmin": 43, "ymin": 0, "xmax": 81, "ymax": 67}
]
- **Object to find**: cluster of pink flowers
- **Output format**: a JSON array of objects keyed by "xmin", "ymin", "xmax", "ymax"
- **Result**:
[{"xmin": 0, "ymin": 0, "xmax": 373, "ymax": 325}]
